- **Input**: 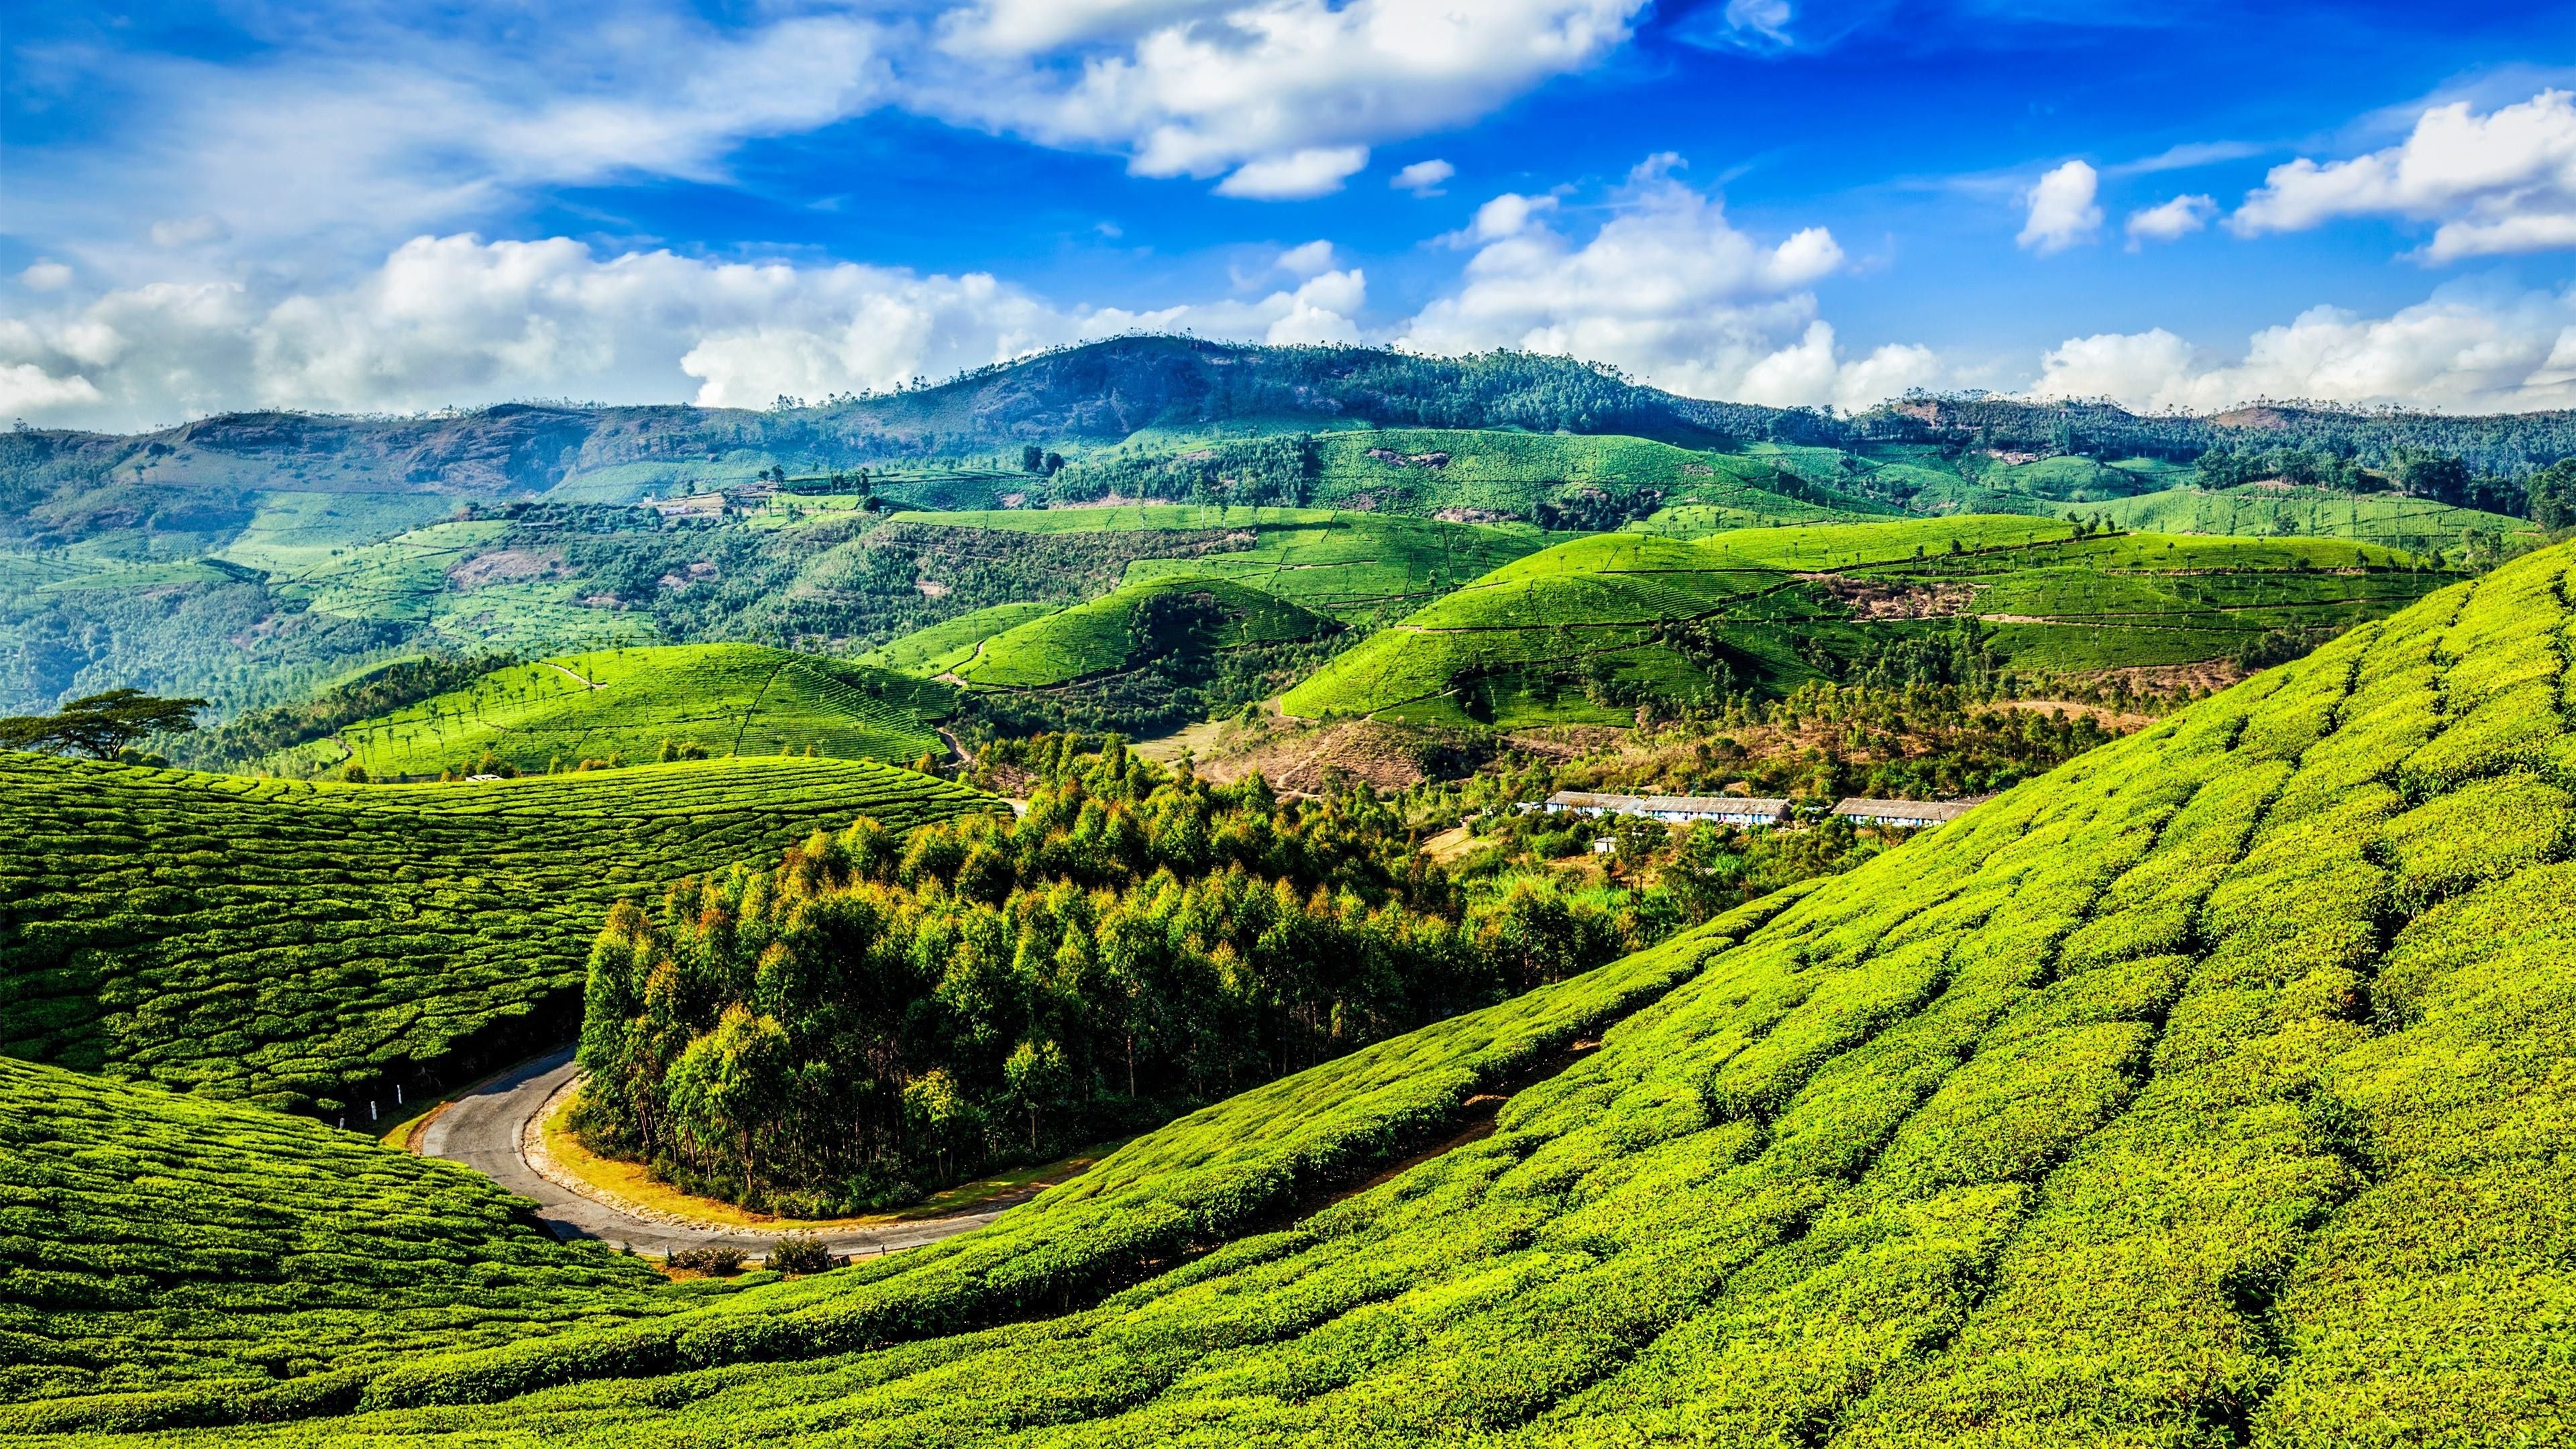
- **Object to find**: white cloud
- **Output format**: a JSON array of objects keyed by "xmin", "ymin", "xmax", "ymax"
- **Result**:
[
  {"xmin": 18, "ymin": 262, "xmax": 73, "ymax": 293},
  {"xmin": 1459, "ymin": 192, "xmax": 1560, "ymax": 244},
  {"xmin": 2125, "ymin": 195, "xmax": 2216, "ymax": 248},
  {"xmin": 2018, "ymin": 160, "xmax": 2103, "ymax": 254},
  {"xmin": 1214, "ymin": 147, "xmax": 1369, "ymax": 199},
  {"xmin": 2029, "ymin": 283, "xmax": 2576, "ymax": 413},
  {"xmin": 1737, "ymin": 321, "xmax": 1943, "ymax": 411},
  {"xmin": 149, "ymin": 215, "xmax": 232, "ymax": 249},
  {"xmin": 0, "ymin": 232, "xmax": 1376, "ymax": 430},
  {"xmin": 929, "ymin": 0, "xmax": 1648, "ymax": 193},
  {"xmin": 2233, "ymin": 88, "xmax": 2576, "ymax": 260},
  {"xmin": 1396, "ymin": 158, "xmax": 1920, "ymax": 407},
  {"xmin": 1275, "ymin": 239, "xmax": 1338, "ymax": 278},
  {"xmin": 1392, "ymin": 158, "xmax": 1456, "ymax": 195}
]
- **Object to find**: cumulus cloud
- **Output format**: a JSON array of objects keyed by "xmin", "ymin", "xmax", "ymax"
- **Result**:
[
  {"xmin": 929, "ymin": 0, "xmax": 1648, "ymax": 192},
  {"xmin": 0, "ymin": 232, "xmax": 1375, "ymax": 430},
  {"xmin": 1396, "ymin": 157, "xmax": 1924, "ymax": 407},
  {"xmin": 2233, "ymin": 89, "xmax": 2576, "ymax": 260},
  {"xmin": 2029, "ymin": 283, "xmax": 2576, "ymax": 413},
  {"xmin": 2125, "ymin": 195, "xmax": 2216, "ymax": 248},
  {"xmin": 2018, "ymin": 160, "xmax": 2103, "ymax": 254},
  {"xmin": 17, "ymin": 263, "xmax": 72, "ymax": 294},
  {"xmin": 1391, "ymin": 158, "xmax": 1456, "ymax": 195},
  {"xmin": 1275, "ymin": 239, "xmax": 1339, "ymax": 278},
  {"xmin": 1214, "ymin": 146, "xmax": 1370, "ymax": 199}
]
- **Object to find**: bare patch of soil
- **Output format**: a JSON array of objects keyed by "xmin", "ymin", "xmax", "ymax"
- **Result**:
[
  {"xmin": 1432, "ymin": 507, "xmax": 1519, "ymax": 525},
  {"xmin": 447, "ymin": 547, "xmax": 565, "ymax": 589},
  {"xmin": 1996, "ymin": 698, "xmax": 2155, "ymax": 731},
  {"xmin": 1801, "ymin": 574, "xmax": 1974, "ymax": 620}
]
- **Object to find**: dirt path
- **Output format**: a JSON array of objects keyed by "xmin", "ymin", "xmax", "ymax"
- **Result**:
[
  {"xmin": 417, "ymin": 1049, "xmax": 1034, "ymax": 1262},
  {"xmin": 545, "ymin": 661, "xmax": 604, "ymax": 689}
]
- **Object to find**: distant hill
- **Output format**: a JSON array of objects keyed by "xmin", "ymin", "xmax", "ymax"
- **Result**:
[{"xmin": 1283, "ymin": 517, "xmax": 2456, "ymax": 725}]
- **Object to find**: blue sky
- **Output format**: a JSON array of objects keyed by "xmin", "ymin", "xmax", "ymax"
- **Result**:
[{"xmin": 4, "ymin": 0, "xmax": 2574, "ymax": 431}]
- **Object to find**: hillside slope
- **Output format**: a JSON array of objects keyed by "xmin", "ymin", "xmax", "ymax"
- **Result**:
[
  {"xmin": 951, "ymin": 573, "xmax": 1336, "ymax": 690},
  {"xmin": 23, "ymin": 537, "xmax": 2576, "ymax": 1445},
  {"xmin": 1286, "ymin": 516, "xmax": 2451, "ymax": 724},
  {"xmin": 0, "ymin": 1057, "xmax": 694, "ymax": 1420},
  {"xmin": 331, "ymin": 643, "xmax": 953, "ymax": 777},
  {"xmin": 0, "ymin": 755, "xmax": 999, "ymax": 1112}
]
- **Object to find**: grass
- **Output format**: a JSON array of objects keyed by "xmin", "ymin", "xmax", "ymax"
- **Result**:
[
  {"xmin": 42, "ymin": 536, "xmax": 2576, "ymax": 1446},
  {"xmin": 952, "ymin": 574, "xmax": 1336, "ymax": 690},
  {"xmin": 334, "ymin": 643, "xmax": 954, "ymax": 777},
  {"xmin": 0, "ymin": 753, "xmax": 1002, "ymax": 1112},
  {"xmin": 2090, "ymin": 482, "xmax": 2538, "ymax": 554},
  {"xmin": 1283, "ymin": 515, "xmax": 2451, "ymax": 724}
]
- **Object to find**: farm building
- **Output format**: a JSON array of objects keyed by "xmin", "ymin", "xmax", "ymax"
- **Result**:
[
  {"xmin": 1831, "ymin": 798, "xmax": 1980, "ymax": 828},
  {"xmin": 1544, "ymin": 791, "xmax": 1792, "ymax": 826}
]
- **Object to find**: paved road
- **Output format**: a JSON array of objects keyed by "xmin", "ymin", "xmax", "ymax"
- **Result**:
[{"xmin": 417, "ymin": 1048, "xmax": 1022, "ymax": 1263}]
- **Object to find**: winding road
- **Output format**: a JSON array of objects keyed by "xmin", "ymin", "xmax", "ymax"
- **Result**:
[{"xmin": 417, "ymin": 1049, "xmax": 1027, "ymax": 1262}]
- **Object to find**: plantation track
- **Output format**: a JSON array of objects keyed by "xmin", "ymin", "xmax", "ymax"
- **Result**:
[{"xmin": 417, "ymin": 1051, "xmax": 1028, "ymax": 1262}]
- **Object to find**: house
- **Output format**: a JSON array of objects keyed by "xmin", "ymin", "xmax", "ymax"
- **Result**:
[
  {"xmin": 1544, "ymin": 791, "xmax": 1792, "ymax": 827},
  {"xmin": 1830, "ymin": 798, "xmax": 1979, "ymax": 828}
]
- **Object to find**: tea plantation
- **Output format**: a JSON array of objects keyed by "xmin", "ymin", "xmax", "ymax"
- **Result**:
[
  {"xmin": 15, "ymin": 537, "xmax": 2575, "ymax": 1445},
  {"xmin": 887, "ymin": 507, "xmax": 1553, "ymax": 625},
  {"xmin": 332, "ymin": 643, "xmax": 953, "ymax": 777},
  {"xmin": 0, "ymin": 754, "xmax": 1001, "ymax": 1112},
  {"xmin": 0, "ymin": 1056, "xmax": 711, "ymax": 1423},
  {"xmin": 1284, "ymin": 515, "xmax": 2453, "ymax": 724},
  {"xmin": 951, "ymin": 574, "xmax": 1336, "ymax": 690}
]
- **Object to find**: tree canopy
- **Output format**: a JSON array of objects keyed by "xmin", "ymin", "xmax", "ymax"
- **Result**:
[{"xmin": 0, "ymin": 688, "xmax": 205, "ymax": 759}]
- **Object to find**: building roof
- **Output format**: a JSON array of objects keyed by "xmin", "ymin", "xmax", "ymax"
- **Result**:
[
  {"xmin": 1547, "ymin": 790, "xmax": 1792, "ymax": 817},
  {"xmin": 1831, "ymin": 798, "xmax": 1978, "ymax": 824}
]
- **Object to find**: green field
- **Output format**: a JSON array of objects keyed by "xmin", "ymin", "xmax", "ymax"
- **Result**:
[
  {"xmin": 893, "ymin": 505, "xmax": 1558, "ymax": 625},
  {"xmin": 1283, "ymin": 515, "xmax": 2451, "ymax": 724},
  {"xmin": 952, "ymin": 574, "xmax": 1337, "ymax": 690},
  {"xmin": 2088, "ymin": 483, "xmax": 2538, "ymax": 551},
  {"xmin": 25, "ymin": 539, "xmax": 2576, "ymax": 1444},
  {"xmin": 0, "ymin": 1056, "xmax": 714, "ymax": 1417},
  {"xmin": 0, "ymin": 753, "xmax": 1000, "ymax": 1111},
  {"xmin": 333, "ymin": 643, "xmax": 953, "ymax": 777},
  {"xmin": 1306, "ymin": 428, "xmax": 1883, "ymax": 522},
  {"xmin": 854, "ymin": 601, "xmax": 1063, "ymax": 677}
]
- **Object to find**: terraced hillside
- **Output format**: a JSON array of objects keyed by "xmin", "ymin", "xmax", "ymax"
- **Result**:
[
  {"xmin": 891, "ymin": 506, "xmax": 1553, "ymax": 625},
  {"xmin": 1309, "ymin": 429, "xmax": 1882, "ymax": 524},
  {"xmin": 25, "ymin": 537, "xmax": 2576, "ymax": 1446},
  {"xmin": 2086, "ymin": 483, "xmax": 2537, "ymax": 554},
  {"xmin": 949, "ymin": 573, "xmax": 1336, "ymax": 690},
  {"xmin": 0, "ymin": 754, "xmax": 1000, "ymax": 1112},
  {"xmin": 1285, "ymin": 516, "xmax": 2452, "ymax": 726},
  {"xmin": 332, "ymin": 643, "xmax": 953, "ymax": 777},
  {"xmin": 0, "ymin": 1057, "xmax": 705, "ymax": 1421},
  {"xmin": 854, "ymin": 601, "xmax": 1061, "ymax": 678}
]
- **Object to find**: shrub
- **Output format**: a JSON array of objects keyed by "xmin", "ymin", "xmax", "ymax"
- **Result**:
[{"xmin": 765, "ymin": 1234, "xmax": 833, "ymax": 1276}]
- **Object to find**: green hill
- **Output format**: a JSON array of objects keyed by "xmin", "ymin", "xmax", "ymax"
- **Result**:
[
  {"xmin": 0, "ymin": 1056, "xmax": 702, "ymax": 1421},
  {"xmin": 331, "ymin": 643, "xmax": 953, "ymax": 777},
  {"xmin": 1283, "ymin": 516, "xmax": 2451, "ymax": 725},
  {"xmin": 28, "ymin": 537, "xmax": 2576, "ymax": 1445},
  {"xmin": 2088, "ymin": 483, "xmax": 2538, "ymax": 553},
  {"xmin": 891, "ymin": 506, "xmax": 1556, "ymax": 625},
  {"xmin": 0, "ymin": 753, "xmax": 999, "ymax": 1112},
  {"xmin": 951, "ymin": 573, "xmax": 1337, "ymax": 690},
  {"xmin": 854, "ymin": 601, "xmax": 1063, "ymax": 677}
]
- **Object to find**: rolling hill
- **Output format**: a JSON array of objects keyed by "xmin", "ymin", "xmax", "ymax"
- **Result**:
[
  {"xmin": 327, "ymin": 643, "xmax": 954, "ymax": 777},
  {"xmin": 17, "ymin": 534, "xmax": 2574, "ymax": 1445},
  {"xmin": 0, "ymin": 1055, "xmax": 700, "ymax": 1420},
  {"xmin": 951, "ymin": 573, "xmax": 1336, "ymax": 690},
  {"xmin": 1284, "ymin": 517, "xmax": 2453, "ymax": 726},
  {"xmin": 890, "ymin": 506, "xmax": 1555, "ymax": 625},
  {"xmin": 0, "ymin": 753, "xmax": 1000, "ymax": 1113}
]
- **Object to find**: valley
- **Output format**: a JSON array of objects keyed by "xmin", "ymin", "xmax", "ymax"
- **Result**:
[{"xmin": 4, "ymin": 339, "xmax": 2575, "ymax": 1446}]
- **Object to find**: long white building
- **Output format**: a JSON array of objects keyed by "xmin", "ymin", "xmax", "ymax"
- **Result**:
[{"xmin": 1544, "ymin": 791, "xmax": 1792, "ymax": 826}]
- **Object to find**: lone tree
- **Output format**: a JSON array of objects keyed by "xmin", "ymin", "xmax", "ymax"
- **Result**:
[{"xmin": 0, "ymin": 689, "xmax": 207, "ymax": 759}]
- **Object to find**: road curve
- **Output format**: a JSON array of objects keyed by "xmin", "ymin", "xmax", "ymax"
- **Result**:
[{"xmin": 417, "ymin": 1048, "xmax": 1023, "ymax": 1262}]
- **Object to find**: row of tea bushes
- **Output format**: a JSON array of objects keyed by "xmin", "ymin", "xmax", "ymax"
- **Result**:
[{"xmin": 0, "ymin": 754, "xmax": 1000, "ymax": 1111}]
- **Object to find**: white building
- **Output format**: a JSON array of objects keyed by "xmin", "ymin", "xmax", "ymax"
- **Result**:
[
  {"xmin": 1544, "ymin": 791, "xmax": 1792, "ymax": 827},
  {"xmin": 1829, "ymin": 798, "xmax": 1978, "ymax": 828}
]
